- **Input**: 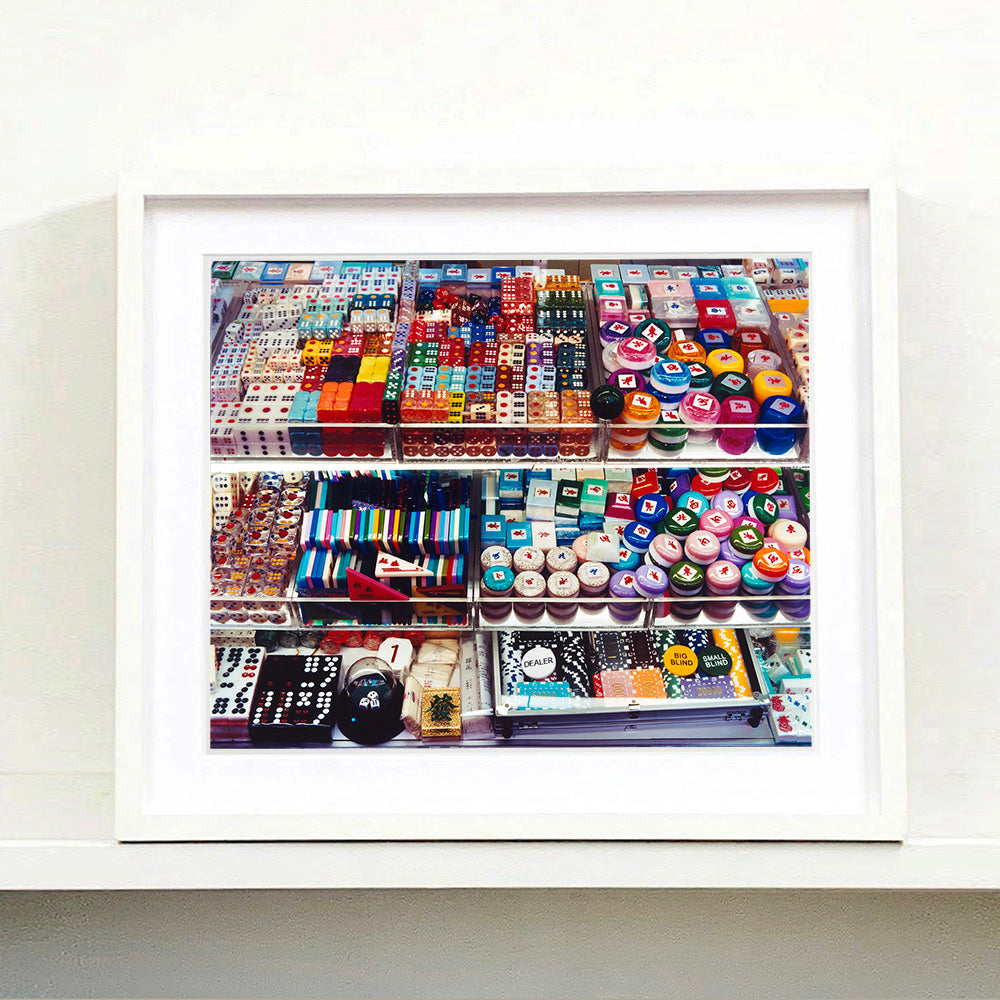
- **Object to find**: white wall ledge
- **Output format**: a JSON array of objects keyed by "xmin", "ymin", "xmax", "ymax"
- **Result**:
[{"xmin": 2, "ymin": 839, "xmax": 999, "ymax": 890}]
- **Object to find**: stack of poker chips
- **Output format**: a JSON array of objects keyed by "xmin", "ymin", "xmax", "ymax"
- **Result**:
[{"xmin": 497, "ymin": 630, "xmax": 590, "ymax": 707}]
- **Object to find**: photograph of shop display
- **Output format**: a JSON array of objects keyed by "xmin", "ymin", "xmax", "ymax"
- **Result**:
[
  {"xmin": 208, "ymin": 257, "xmax": 812, "ymax": 751},
  {"xmin": 210, "ymin": 465, "xmax": 812, "ymax": 749},
  {"xmin": 208, "ymin": 258, "xmax": 810, "ymax": 464}
]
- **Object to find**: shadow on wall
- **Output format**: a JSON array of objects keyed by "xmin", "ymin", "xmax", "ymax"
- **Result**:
[{"xmin": 0, "ymin": 199, "xmax": 117, "ymax": 783}]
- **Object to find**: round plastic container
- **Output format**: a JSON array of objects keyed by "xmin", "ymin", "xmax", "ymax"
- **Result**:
[
  {"xmin": 716, "ymin": 395, "xmax": 759, "ymax": 456},
  {"xmin": 678, "ymin": 391, "xmax": 721, "ymax": 444}
]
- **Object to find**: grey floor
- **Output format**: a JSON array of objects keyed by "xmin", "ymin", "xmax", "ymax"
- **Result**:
[{"xmin": 2, "ymin": 889, "xmax": 999, "ymax": 998}]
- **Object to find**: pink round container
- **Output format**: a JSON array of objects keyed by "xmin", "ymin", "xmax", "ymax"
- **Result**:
[
  {"xmin": 678, "ymin": 391, "xmax": 721, "ymax": 444},
  {"xmin": 685, "ymin": 530, "xmax": 721, "ymax": 566}
]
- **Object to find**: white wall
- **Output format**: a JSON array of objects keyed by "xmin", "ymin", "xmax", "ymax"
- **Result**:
[{"xmin": 2, "ymin": 0, "xmax": 999, "ymax": 995}]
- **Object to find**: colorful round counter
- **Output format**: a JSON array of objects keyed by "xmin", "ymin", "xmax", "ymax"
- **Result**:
[
  {"xmin": 634, "ymin": 564, "xmax": 669, "ymax": 599},
  {"xmin": 647, "ymin": 533, "xmax": 685, "ymax": 568},
  {"xmin": 769, "ymin": 518, "xmax": 809, "ymax": 552},
  {"xmin": 622, "ymin": 520, "xmax": 655, "ymax": 553},
  {"xmin": 635, "ymin": 492, "xmax": 669, "ymax": 525},
  {"xmin": 577, "ymin": 560, "xmax": 610, "ymax": 596},
  {"xmin": 752, "ymin": 369, "xmax": 794, "ymax": 404},
  {"xmin": 685, "ymin": 529, "xmax": 721, "ymax": 566},
  {"xmin": 699, "ymin": 508, "xmax": 734, "ymax": 539},
  {"xmin": 705, "ymin": 348, "xmax": 744, "ymax": 377},
  {"xmin": 480, "ymin": 545, "xmax": 512, "ymax": 572},
  {"xmin": 512, "ymin": 546, "xmax": 544, "ymax": 574},
  {"xmin": 616, "ymin": 336, "xmax": 658, "ymax": 370},
  {"xmin": 545, "ymin": 545, "xmax": 578, "ymax": 575}
]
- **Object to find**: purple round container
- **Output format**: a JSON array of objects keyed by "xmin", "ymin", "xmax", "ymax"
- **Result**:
[{"xmin": 608, "ymin": 569, "xmax": 642, "ymax": 623}]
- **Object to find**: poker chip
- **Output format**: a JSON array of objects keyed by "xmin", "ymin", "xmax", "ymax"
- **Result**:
[
  {"xmin": 600, "ymin": 320, "xmax": 633, "ymax": 346},
  {"xmin": 751, "ymin": 369, "xmax": 793, "ymax": 409},
  {"xmin": 613, "ymin": 545, "xmax": 642, "ymax": 570},
  {"xmin": 689, "ymin": 473, "xmax": 723, "ymax": 498},
  {"xmin": 705, "ymin": 348, "xmax": 744, "ymax": 377},
  {"xmin": 634, "ymin": 317, "xmax": 672, "ymax": 345},
  {"xmin": 711, "ymin": 371, "xmax": 753, "ymax": 402},
  {"xmin": 616, "ymin": 336, "xmax": 658, "ymax": 370},
  {"xmin": 577, "ymin": 560, "xmax": 610, "ymax": 595},
  {"xmin": 779, "ymin": 559, "xmax": 811, "ymax": 594},
  {"xmin": 697, "ymin": 645, "xmax": 733, "ymax": 677},
  {"xmin": 746, "ymin": 350, "xmax": 785, "ymax": 380},
  {"xmin": 699, "ymin": 508, "xmax": 734, "ymax": 539},
  {"xmin": 685, "ymin": 361, "xmax": 714, "ymax": 391},
  {"xmin": 662, "ymin": 643, "xmax": 698, "ymax": 677},
  {"xmin": 684, "ymin": 629, "xmax": 711, "ymax": 652},
  {"xmin": 740, "ymin": 560, "xmax": 775, "ymax": 594},
  {"xmin": 514, "ymin": 570, "xmax": 546, "ymax": 599},
  {"xmin": 622, "ymin": 391, "xmax": 660, "ymax": 425},
  {"xmin": 649, "ymin": 360, "xmax": 691, "ymax": 395},
  {"xmin": 753, "ymin": 547, "xmax": 791, "ymax": 581},
  {"xmin": 609, "ymin": 569, "xmax": 637, "ymax": 599},
  {"xmin": 724, "ymin": 468, "xmax": 752, "ymax": 494},
  {"xmin": 699, "ymin": 467, "xmax": 731, "ymax": 484},
  {"xmin": 483, "ymin": 566, "xmax": 515, "ymax": 596},
  {"xmin": 647, "ymin": 533, "xmax": 684, "ymax": 568},
  {"xmin": 608, "ymin": 369, "xmax": 646, "ymax": 394},
  {"xmin": 547, "ymin": 571, "xmax": 580, "ymax": 599},
  {"xmin": 668, "ymin": 560, "xmax": 704, "ymax": 595},
  {"xmin": 678, "ymin": 391, "xmax": 721, "ymax": 431},
  {"xmin": 521, "ymin": 644, "xmax": 559, "ymax": 681},
  {"xmin": 705, "ymin": 560, "xmax": 741, "ymax": 595},
  {"xmin": 676, "ymin": 490, "xmax": 710, "ymax": 516}
]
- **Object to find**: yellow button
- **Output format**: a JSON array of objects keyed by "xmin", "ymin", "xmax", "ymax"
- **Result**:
[{"xmin": 663, "ymin": 644, "xmax": 698, "ymax": 677}]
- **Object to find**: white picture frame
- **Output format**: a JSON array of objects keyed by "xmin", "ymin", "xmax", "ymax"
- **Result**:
[{"xmin": 116, "ymin": 167, "xmax": 904, "ymax": 843}]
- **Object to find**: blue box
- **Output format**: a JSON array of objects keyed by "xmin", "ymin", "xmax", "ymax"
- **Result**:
[
  {"xmin": 691, "ymin": 279, "xmax": 726, "ymax": 299},
  {"xmin": 441, "ymin": 263, "xmax": 467, "ymax": 283},
  {"xmin": 506, "ymin": 522, "xmax": 532, "ymax": 549},
  {"xmin": 260, "ymin": 262, "xmax": 290, "ymax": 284}
]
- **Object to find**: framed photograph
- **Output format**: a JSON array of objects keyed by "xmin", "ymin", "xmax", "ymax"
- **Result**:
[{"xmin": 116, "ymin": 168, "xmax": 903, "ymax": 841}]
